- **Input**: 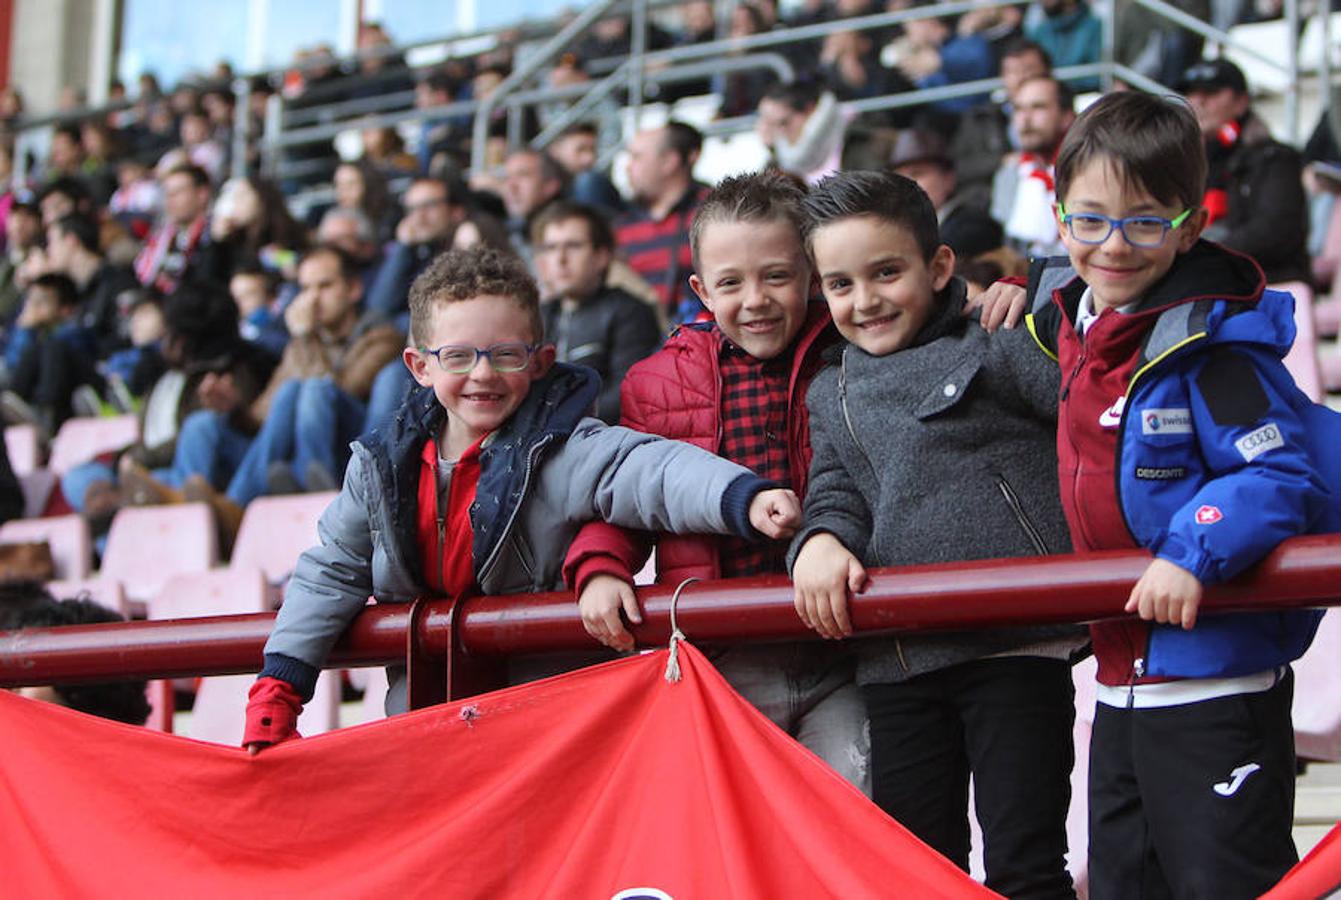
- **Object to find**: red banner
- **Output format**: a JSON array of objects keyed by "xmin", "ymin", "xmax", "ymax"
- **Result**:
[{"xmin": 1, "ymin": 642, "xmax": 993, "ymax": 898}]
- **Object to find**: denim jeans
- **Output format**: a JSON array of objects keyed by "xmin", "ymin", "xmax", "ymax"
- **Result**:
[
  {"xmin": 361, "ymin": 359, "xmax": 413, "ymax": 438},
  {"xmin": 61, "ymin": 460, "xmax": 117, "ymax": 512},
  {"xmin": 709, "ymin": 643, "xmax": 871, "ymax": 796},
  {"xmin": 157, "ymin": 409, "xmax": 254, "ymax": 490},
  {"xmin": 226, "ymin": 377, "xmax": 366, "ymax": 506}
]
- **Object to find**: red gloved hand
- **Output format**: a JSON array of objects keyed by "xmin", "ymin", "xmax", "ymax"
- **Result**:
[{"xmin": 242, "ymin": 676, "xmax": 304, "ymax": 750}]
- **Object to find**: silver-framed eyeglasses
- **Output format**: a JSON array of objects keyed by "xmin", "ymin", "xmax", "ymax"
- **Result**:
[
  {"xmin": 1058, "ymin": 202, "xmax": 1193, "ymax": 248},
  {"xmin": 420, "ymin": 342, "xmax": 538, "ymax": 374}
]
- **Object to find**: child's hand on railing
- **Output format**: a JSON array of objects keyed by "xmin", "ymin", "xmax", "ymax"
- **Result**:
[
  {"xmin": 792, "ymin": 533, "xmax": 867, "ymax": 639},
  {"xmin": 1126, "ymin": 558, "xmax": 1203, "ymax": 630},
  {"xmin": 578, "ymin": 574, "xmax": 642, "ymax": 652}
]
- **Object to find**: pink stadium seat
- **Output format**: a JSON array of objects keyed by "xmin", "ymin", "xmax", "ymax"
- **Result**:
[
  {"xmin": 1293, "ymin": 610, "xmax": 1341, "ymax": 762},
  {"xmin": 45, "ymin": 577, "xmax": 130, "ymax": 617},
  {"xmin": 99, "ymin": 503, "xmax": 218, "ymax": 605},
  {"xmin": 47, "ymin": 414, "xmax": 139, "ymax": 475},
  {"xmin": 1270, "ymin": 282, "xmax": 1324, "ymax": 401},
  {"xmin": 229, "ymin": 491, "xmax": 338, "ymax": 586},
  {"xmin": 0, "ymin": 514, "xmax": 93, "ymax": 579},
  {"xmin": 17, "ymin": 469, "xmax": 57, "ymax": 519},
  {"xmin": 1315, "ymin": 199, "xmax": 1341, "ymax": 335},
  {"xmin": 146, "ymin": 566, "xmax": 340, "ymax": 743},
  {"xmin": 5, "ymin": 424, "xmax": 43, "ymax": 476}
]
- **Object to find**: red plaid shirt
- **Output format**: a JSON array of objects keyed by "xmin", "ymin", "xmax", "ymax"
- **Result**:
[{"xmin": 717, "ymin": 336, "xmax": 792, "ymax": 578}]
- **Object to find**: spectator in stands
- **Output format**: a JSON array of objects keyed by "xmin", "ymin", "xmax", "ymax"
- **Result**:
[
  {"xmin": 109, "ymin": 157, "xmax": 162, "ymax": 239},
  {"xmin": 1181, "ymin": 59, "xmax": 1310, "ymax": 285},
  {"xmin": 881, "ymin": 2, "xmax": 994, "ymax": 119},
  {"xmin": 179, "ymin": 108, "xmax": 226, "ymax": 182},
  {"xmin": 228, "ymin": 263, "xmax": 286, "ymax": 360},
  {"xmin": 756, "ymin": 81, "xmax": 848, "ymax": 185},
  {"xmin": 677, "ymin": 0, "xmax": 717, "ymax": 46},
  {"xmin": 415, "ymin": 70, "xmax": 468, "ymax": 177},
  {"xmin": 500, "ymin": 148, "xmax": 567, "ymax": 264},
  {"xmin": 0, "ymin": 202, "xmax": 42, "ymax": 326},
  {"xmin": 616, "ymin": 122, "xmax": 710, "ymax": 322},
  {"xmin": 950, "ymin": 40, "xmax": 1051, "ymax": 206},
  {"xmin": 36, "ymin": 177, "xmax": 95, "ymax": 229},
  {"xmin": 44, "ymin": 125, "xmax": 85, "ymax": 184},
  {"xmin": 100, "ymin": 289, "xmax": 168, "ymax": 409},
  {"xmin": 1115, "ymin": 0, "xmax": 1208, "ymax": 88},
  {"xmin": 189, "ymin": 245, "xmax": 403, "ymax": 535},
  {"xmin": 991, "ymin": 74, "xmax": 1074, "ymax": 257},
  {"xmin": 549, "ymin": 123, "xmax": 624, "ymax": 215},
  {"xmin": 210, "ymin": 176, "xmax": 310, "ymax": 282},
  {"xmin": 533, "ymin": 202, "xmax": 661, "ymax": 424},
  {"xmin": 889, "ymin": 128, "xmax": 1003, "ymax": 261},
  {"xmin": 1025, "ymin": 0, "xmax": 1101, "ymax": 87},
  {"xmin": 134, "ymin": 164, "xmax": 229, "ymax": 295},
  {"xmin": 67, "ymin": 285, "xmax": 273, "ymax": 532},
  {"xmin": 363, "ymin": 176, "xmax": 468, "ymax": 329},
  {"xmin": 360, "ymin": 126, "xmax": 419, "ymax": 183},
  {"xmin": 350, "ymin": 21, "xmax": 416, "ymax": 101},
  {"xmin": 718, "ymin": 3, "xmax": 775, "ymax": 118},
  {"xmin": 330, "ymin": 160, "xmax": 392, "ymax": 241},
  {"xmin": 76, "ymin": 121, "xmax": 120, "ymax": 203},
  {"xmin": 42, "ymin": 213, "xmax": 139, "ymax": 356},
  {"xmin": 820, "ymin": 29, "xmax": 899, "ymax": 105},
  {"xmin": 2, "ymin": 273, "xmax": 102, "ymax": 431},
  {"xmin": 5, "ymin": 588, "xmax": 151, "ymax": 725},
  {"xmin": 315, "ymin": 207, "xmax": 383, "ymax": 289}
]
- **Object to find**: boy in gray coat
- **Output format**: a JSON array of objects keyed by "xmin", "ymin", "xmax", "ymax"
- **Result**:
[
  {"xmin": 243, "ymin": 246, "xmax": 801, "ymax": 750},
  {"xmin": 788, "ymin": 172, "xmax": 1082, "ymax": 898}
]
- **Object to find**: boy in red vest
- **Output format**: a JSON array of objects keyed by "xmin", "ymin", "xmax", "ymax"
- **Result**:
[
  {"xmin": 562, "ymin": 171, "xmax": 870, "ymax": 792},
  {"xmin": 243, "ymin": 246, "xmax": 801, "ymax": 750}
]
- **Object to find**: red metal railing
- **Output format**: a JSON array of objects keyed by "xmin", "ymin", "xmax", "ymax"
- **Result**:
[{"xmin": 3, "ymin": 534, "xmax": 1340, "ymax": 706}]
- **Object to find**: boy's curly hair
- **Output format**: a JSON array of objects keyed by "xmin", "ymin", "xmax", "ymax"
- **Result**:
[
  {"xmin": 689, "ymin": 169, "xmax": 809, "ymax": 274},
  {"xmin": 407, "ymin": 246, "xmax": 542, "ymax": 349}
]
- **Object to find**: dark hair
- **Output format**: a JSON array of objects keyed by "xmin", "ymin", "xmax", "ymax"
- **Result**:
[
  {"xmin": 509, "ymin": 148, "xmax": 569, "ymax": 192},
  {"xmin": 406, "ymin": 175, "xmax": 466, "ymax": 208},
  {"xmin": 51, "ymin": 214, "xmax": 100, "ymax": 254},
  {"xmin": 9, "ymin": 593, "xmax": 152, "ymax": 725},
  {"xmin": 690, "ymin": 170, "xmax": 808, "ymax": 273},
  {"xmin": 418, "ymin": 71, "xmax": 455, "ymax": 96},
  {"xmin": 298, "ymin": 244, "xmax": 361, "ymax": 284},
  {"xmin": 407, "ymin": 245, "xmax": 541, "ymax": 348},
  {"xmin": 803, "ymin": 170, "xmax": 941, "ymax": 261},
  {"xmin": 337, "ymin": 160, "xmax": 391, "ymax": 227},
  {"xmin": 1054, "ymin": 91, "xmax": 1206, "ymax": 214},
  {"xmin": 1000, "ymin": 38, "xmax": 1052, "ymax": 69},
  {"xmin": 661, "ymin": 121, "xmax": 703, "ymax": 169},
  {"xmin": 531, "ymin": 200, "xmax": 615, "ymax": 253},
  {"xmin": 37, "ymin": 176, "xmax": 91, "ymax": 208},
  {"xmin": 8, "ymin": 201, "xmax": 39, "ymax": 220},
  {"xmin": 761, "ymin": 79, "xmax": 822, "ymax": 112},
  {"xmin": 229, "ymin": 176, "xmax": 310, "ymax": 256},
  {"xmin": 162, "ymin": 281, "xmax": 240, "ymax": 364},
  {"xmin": 30, "ymin": 272, "xmax": 79, "ymax": 308},
  {"xmin": 163, "ymin": 163, "xmax": 211, "ymax": 189},
  {"xmin": 229, "ymin": 259, "xmax": 280, "ymax": 295},
  {"xmin": 1018, "ymin": 74, "xmax": 1075, "ymax": 113},
  {"xmin": 51, "ymin": 123, "xmax": 82, "ymax": 147},
  {"xmin": 558, "ymin": 121, "xmax": 598, "ymax": 140}
]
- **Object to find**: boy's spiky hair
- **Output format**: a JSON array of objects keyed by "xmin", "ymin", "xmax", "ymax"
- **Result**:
[
  {"xmin": 802, "ymin": 171, "xmax": 941, "ymax": 261},
  {"xmin": 689, "ymin": 169, "xmax": 809, "ymax": 273},
  {"xmin": 1054, "ymin": 91, "xmax": 1206, "ymax": 213},
  {"xmin": 407, "ymin": 246, "xmax": 542, "ymax": 348}
]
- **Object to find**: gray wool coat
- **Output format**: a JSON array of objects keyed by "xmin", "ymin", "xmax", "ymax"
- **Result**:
[{"xmin": 788, "ymin": 284, "xmax": 1083, "ymax": 685}]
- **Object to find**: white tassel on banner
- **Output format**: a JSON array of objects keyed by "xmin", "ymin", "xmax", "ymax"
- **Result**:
[{"xmin": 663, "ymin": 577, "xmax": 700, "ymax": 683}]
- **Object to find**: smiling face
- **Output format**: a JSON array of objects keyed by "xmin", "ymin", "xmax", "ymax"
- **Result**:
[
  {"xmin": 688, "ymin": 219, "xmax": 812, "ymax": 360},
  {"xmin": 403, "ymin": 295, "xmax": 554, "ymax": 459},
  {"xmin": 811, "ymin": 216, "xmax": 954, "ymax": 356},
  {"xmin": 1056, "ymin": 155, "xmax": 1205, "ymax": 313}
]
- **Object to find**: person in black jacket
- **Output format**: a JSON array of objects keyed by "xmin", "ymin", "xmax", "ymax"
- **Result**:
[
  {"xmin": 888, "ymin": 128, "xmax": 1004, "ymax": 262},
  {"xmin": 533, "ymin": 202, "xmax": 661, "ymax": 424},
  {"xmin": 1182, "ymin": 59, "xmax": 1310, "ymax": 285}
]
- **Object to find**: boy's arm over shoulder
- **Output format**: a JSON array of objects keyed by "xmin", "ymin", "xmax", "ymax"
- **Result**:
[
  {"xmin": 786, "ymin": 371, "xmax": 874, "ymax": 573},
  {"xmin": 1154, "ymin": 346, "xmax": 1330, "ymax": 584},
  {"xmin": 261, "ymin": 449, "xmax": 380, "ymax": 700},
  {"xmin": 986, "ymin": 318, "xmax": 1063, "ymax": 421}
]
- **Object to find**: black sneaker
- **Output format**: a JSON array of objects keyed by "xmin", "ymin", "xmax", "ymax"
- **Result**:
[{"xmin": 266, "ymin": 461, "xmax": 303, "ymax": 495}]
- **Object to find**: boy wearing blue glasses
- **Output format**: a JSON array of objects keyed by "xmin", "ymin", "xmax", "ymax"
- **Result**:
[
  {"xmin": 1026, "ymin": 91, "xmax": 1340, "ymax": 897},
  {"xmin": 243, "ymin": 246, "xmax": 802, "ymax": 751}
]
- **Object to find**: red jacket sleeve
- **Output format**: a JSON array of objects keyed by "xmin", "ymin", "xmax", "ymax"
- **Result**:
[
  {"xmin": 562, "ymin": 521, "xmax": 654, "ymax": 596},
  {"xmin": 242, "ymin": 676, "xmax": 304, "ymax": 747}
]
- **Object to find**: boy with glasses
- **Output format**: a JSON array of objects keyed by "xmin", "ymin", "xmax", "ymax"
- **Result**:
[
  {"xmin": 244, "ymin": 246, "xmax": 802, "ymax": 751},
  {"xmin": 1025, "ymin": 91, "xmax": 1341, "ymax": 897}
]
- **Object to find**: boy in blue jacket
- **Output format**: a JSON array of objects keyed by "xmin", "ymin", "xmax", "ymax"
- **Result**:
[
  {"xmin": 1026, "ymin": 91, "xmax": 1340, "ymax": 898},
  {"xmin": 243, "ymin": 247, "xmax": 802, "ymax": 750}
]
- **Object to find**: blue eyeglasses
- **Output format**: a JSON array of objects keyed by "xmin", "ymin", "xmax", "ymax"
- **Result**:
[
  {"xmin": 419, "ymin": 342, "xmax": 538, "ymax": 374},
  {"xmin": 1058, "ymin": 202, "xmax": 1193, "ymax": 248}
]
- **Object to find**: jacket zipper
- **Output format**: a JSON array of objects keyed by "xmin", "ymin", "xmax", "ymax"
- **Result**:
[
  {"xmin": 995, "ymin": 476, "xmax": 1049, "ymax": 555},
  {"xmin": 436, "ymin": 516, "xmax": 447, "ymax": 592},
  {"xmin": 477, "ymin": 435, "xmax": 552, "ymax": 584}
]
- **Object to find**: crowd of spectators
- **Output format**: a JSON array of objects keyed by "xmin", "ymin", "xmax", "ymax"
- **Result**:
[{"xmin": 0, "ymin": 2, "xmax": 1335, "ymax": 560}]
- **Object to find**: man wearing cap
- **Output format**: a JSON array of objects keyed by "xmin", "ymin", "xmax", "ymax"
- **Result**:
[
  {"xmin": 1183, "ymin": 59, "xmax": 1309, "ymax": 284},
  {"xmin": 889, "ymin": 128, "xmax": 1003, "ymax": 261}
]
